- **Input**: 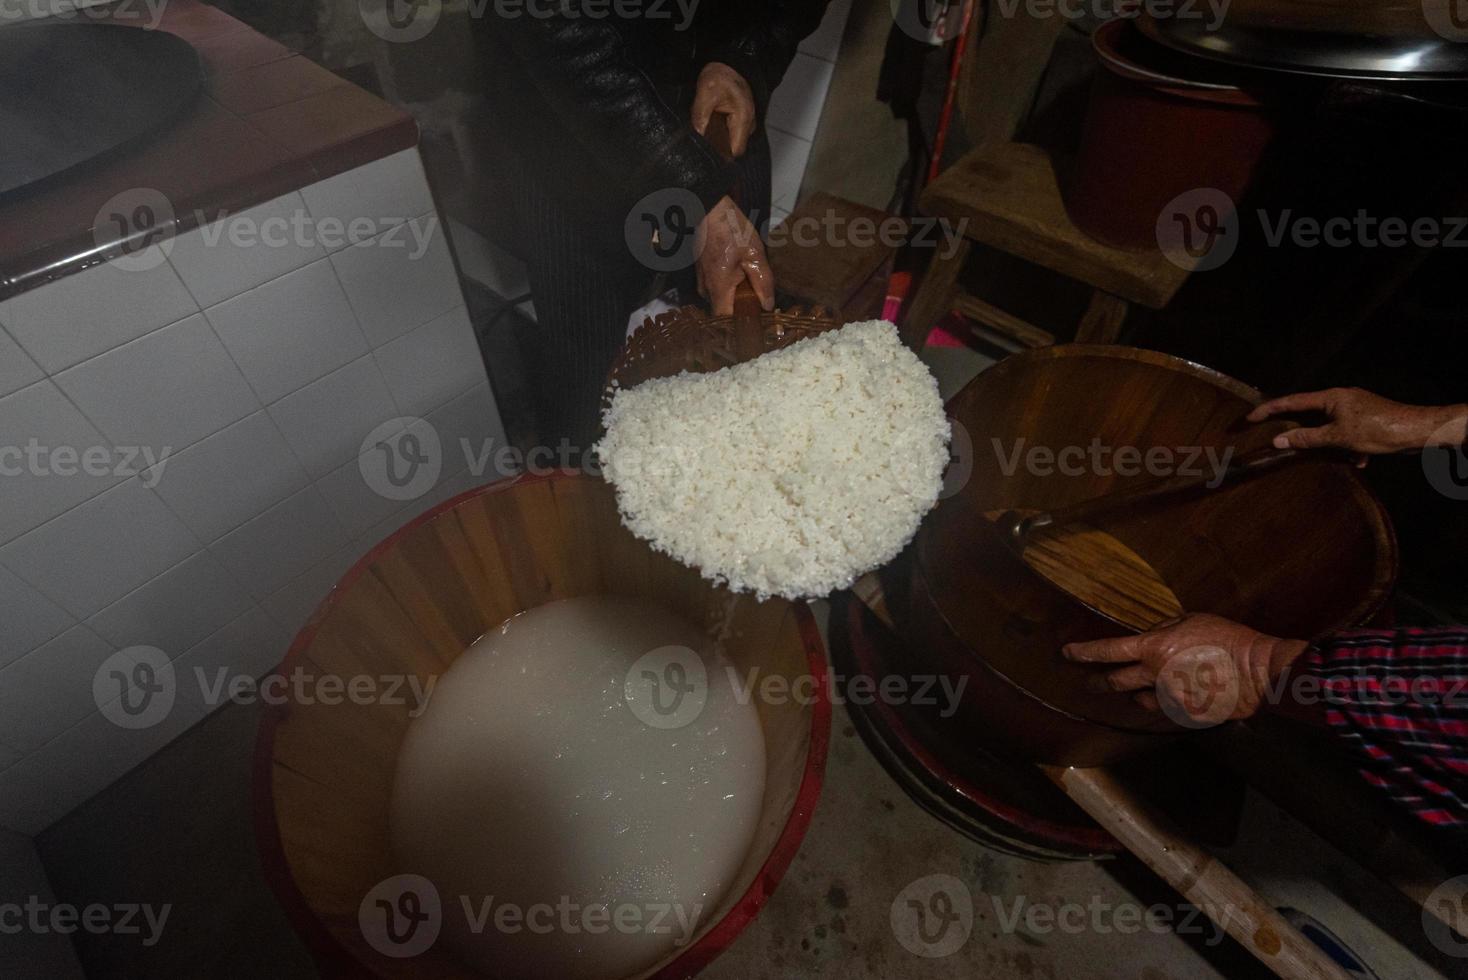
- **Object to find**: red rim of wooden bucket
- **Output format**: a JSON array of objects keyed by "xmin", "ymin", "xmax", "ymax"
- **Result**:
[
  {"xmin": 251, "ymin": 469, "xmax": 832, "ymax": 980},
  {"xmin": 838, "ymin": 596, "xmax": 1123, "ymax": 857}
]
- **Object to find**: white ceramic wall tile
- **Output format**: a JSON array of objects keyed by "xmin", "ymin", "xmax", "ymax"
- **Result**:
[
  {"xmin": 53, "ymin": 314, "xmax": 260, "ymax": 454},
  {"xmin": 0, "ymin": 625, "xmax": 117, "ymax": 752},
  {"xmin": 0, "ymin": 381, "xmax": 127, "ymax": 545},
  {"xmin": 0, "ymin": 250, "xmax": 198, "ymax": 373},
  {"xmin": 209, "ymin": 486, "xmax": 348, "ymax": 600},
  {"xmin": 797, "ymin": 0, "xmax": 852, "ymax": 62},
  {"xmin": 374, "ymin": 306, "xmax": 486, "ymax": 418},
  {"xmin": 0, "ymin": 564, "xmax": 74, "ymax": 673},
  {"xmin": 205, "ymin": 259, "xmax": 367, "ymax": 405},
  {"xmin": 0, "ymin": 325, "xmax": 43, "ymax": 398},
  {"xmin": 300, "ymin": 149, "xmax": 436, "ymax": 252},
  {"xmin": 86, "ymin": 551, "xmax": 252, "ymax": 660},
  {"xmin": 769, "ymin": 128, "xmax": 814, "ymax": 214},
  {"xmin": 173, "ymin": 607, "xmax": 290, "ymax": 721},
  {"xmin": 315, "ymin": 451, "xmax": 413, "ymax": 541},
  {"xmin": 344, "ymin": 466, "xmax": 486, "ymax": 582},
  {"xmin": 418, "ymin": 381, "xmax": 506, "ymax": 480},
  {"xmin": 267, "ymin": 355, "xmax": 401, "ymax": 479},
  {"xmin": 167, "ymin": 192, "xmax": 326, "ymax": 308},
  {"xmin": 262, "ymin": 540, "xmax": 365, "ymax": 640},
  {"xmin": 0, "ymin": 478, "xmax": 199, "ymax": 620},
  {"xmin": 330, "ymin": 214, "xmax": 460, "ymax": 348},
  {"xmin": 767, "ymin": 52, "xmax": 837, "ymax": 142},
  {"xmin": 145, "ymin": 411, "xmax": 310, "ymax": 543}
]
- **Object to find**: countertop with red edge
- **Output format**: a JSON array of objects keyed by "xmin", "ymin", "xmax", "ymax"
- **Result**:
[{"xmin": 0, "ymin": 0, "xmax": 419, "ymax": 302}]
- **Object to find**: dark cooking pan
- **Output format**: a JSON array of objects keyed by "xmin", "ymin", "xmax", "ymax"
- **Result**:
[{"xmin": 1139, "ymin": 0, "xmax": 1468, "ymax": 80}]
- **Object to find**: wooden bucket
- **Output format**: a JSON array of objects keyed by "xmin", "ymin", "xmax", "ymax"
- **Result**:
[
  {"xmin": 253, "ymin": 471, "xmax": 830, "ymax": 978},
  {"xmin": 901, "ymin": 345, "xmax": 1397, "ymax": 766}
]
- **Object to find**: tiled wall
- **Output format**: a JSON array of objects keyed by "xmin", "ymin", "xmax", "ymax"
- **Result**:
[
  {"xmin": 769, "ymin": 0, "xmax": 852, "ymax": 224},
  {"xmin": 0, "ymin": 148, "xmax": 506, "ymax": 834}
]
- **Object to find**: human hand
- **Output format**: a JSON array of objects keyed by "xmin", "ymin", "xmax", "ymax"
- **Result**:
[
  {"xmin": 1062, "ymin": 614, "xmax": 1310, "ymax": 727},
  {"xmin": 1247, "ymin": 387, "xmax": 1468, "ymax": 460},
  {"xmin": 696, "ymin": 195, "xmax": 775, "ymax": 315},
  {"xmin": 691, "ymin": 62, "xmax": 757, "ymax": 158}
]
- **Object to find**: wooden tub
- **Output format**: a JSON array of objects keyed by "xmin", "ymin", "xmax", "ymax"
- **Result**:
[{"xmin": 254, "ymin": 471, "xmax": 829, "ymax": 978}]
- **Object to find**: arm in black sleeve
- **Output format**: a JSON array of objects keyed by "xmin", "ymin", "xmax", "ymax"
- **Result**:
[
  {"xmin": 697, "ymin": 0, "xmax": 833, "ymax": 113},
  {"xmin": 498, "ymin": 12, "xmax": 736, "ymax": 214}
]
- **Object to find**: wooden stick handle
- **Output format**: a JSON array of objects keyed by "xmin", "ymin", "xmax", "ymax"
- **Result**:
[
  {"xmin": 1012, "ymin": 447, "xmax": 1301, "ymax": 541},
  {"xmin": 1045, "ymin": 765, "xmax": 1354, "ymax": 980}
]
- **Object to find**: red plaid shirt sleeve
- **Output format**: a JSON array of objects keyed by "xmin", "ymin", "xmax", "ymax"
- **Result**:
[{"xmin": 1295, "ymin": 627, "xmax": 1468, "ymax": 834}]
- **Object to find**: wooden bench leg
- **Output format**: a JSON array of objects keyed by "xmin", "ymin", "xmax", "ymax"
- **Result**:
[
  {"xmin": 900, "ymin": 239, "xmax": 971, "ymax": 350},
  {"xmin": 1075, "ymin": 289, "xmax": 1129, "ymax": 344}
]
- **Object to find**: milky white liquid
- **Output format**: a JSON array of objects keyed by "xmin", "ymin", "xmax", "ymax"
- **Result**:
[{"xmin": 389, "ymin": 597, "xmax": 766, "ymax": 980}]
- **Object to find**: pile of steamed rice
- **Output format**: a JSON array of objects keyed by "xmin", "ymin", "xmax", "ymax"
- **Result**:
[{"xmin": 595, "ymin": 319, "xmax": 951, "ymax": 600}]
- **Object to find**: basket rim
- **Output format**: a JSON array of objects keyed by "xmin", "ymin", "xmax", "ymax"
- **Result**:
[{"xmin": 602, "ymin": 303, "xmax": 840, "ymax": 414}]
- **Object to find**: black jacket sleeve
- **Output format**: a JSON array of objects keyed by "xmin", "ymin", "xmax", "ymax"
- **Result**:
[
  {"xmin": 498, "ymin": 15, "xmax": 737, "ymax": 215},
  {"xmin": 697, "ymin": 0, "xmax": 833, "ymax": 113}
]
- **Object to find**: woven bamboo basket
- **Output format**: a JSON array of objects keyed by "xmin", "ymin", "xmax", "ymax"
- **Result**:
[{"xmin": 603, "ymin": 287, "xmax": 837, "ymax": 414}]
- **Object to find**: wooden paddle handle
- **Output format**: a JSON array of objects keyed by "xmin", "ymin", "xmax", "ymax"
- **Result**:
[
  {"xmin": 701, "ymin": 112, "xmax": 766, "ymax": 333},
  {"xmin": 1015, "ymin": 447, "xmax": 1302, "ymax": 541},
  {"xmin": 1046, "ymin": 766, "xmax": 1354, "ymax": 980}
]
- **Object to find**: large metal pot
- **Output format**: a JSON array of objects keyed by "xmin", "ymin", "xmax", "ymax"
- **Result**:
[{"xmin": 1139, "ymin": 1, "xmax": 1468, "ymax": 80}]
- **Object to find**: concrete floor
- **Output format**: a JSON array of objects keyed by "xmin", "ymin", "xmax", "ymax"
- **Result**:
[
  {"xmin": 30, "ymin": 566, "xmax": 1451, "ymax": 980},
  {"xmin": 35, "ymin": 678, "xmax": 1256, "ymax": 980}
]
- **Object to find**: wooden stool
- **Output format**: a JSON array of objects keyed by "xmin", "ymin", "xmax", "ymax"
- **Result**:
[{"xmin": 902, "ymin": 142, "xmax": 1191, "ymax": 350}]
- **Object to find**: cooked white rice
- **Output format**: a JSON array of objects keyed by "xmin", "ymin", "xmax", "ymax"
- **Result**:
[{"xmin": 595, "ymin": 319, "xmax": 951, "ymax": 600}]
